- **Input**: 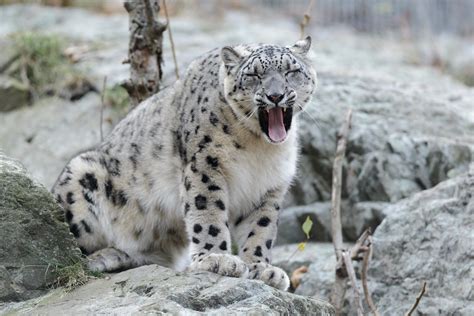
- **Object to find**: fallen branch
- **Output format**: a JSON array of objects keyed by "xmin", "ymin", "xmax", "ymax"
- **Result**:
[
  {"xmin": 405, "ymin": 281, "xmax": 427, "ymax": 316},
  {"xmin": 342, "ymin": 251, "xmax": 364, "ymax": 316}
]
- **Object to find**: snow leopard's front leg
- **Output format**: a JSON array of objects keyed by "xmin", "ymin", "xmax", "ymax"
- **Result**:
[
  {"xmin": 184, "ymin": 153, "xmax": 248, "ymax": 278},
  {"xmin": 234, "ymin": 187, "xmax": 290, "ymax": 291}
]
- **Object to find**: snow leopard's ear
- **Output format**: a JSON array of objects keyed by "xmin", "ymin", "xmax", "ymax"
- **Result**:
[
  {"xmin": 221, "ymin": 46, "xmax": 242, "ymax": 67},
  {"xmin": 289, "ymin": 36, "xmax": 311, "ymax": 56}
]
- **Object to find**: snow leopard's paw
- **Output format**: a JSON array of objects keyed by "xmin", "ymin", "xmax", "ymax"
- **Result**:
[
  {"xmin": 188, "ymin": 253, "xmax": 249, "ymax": 278},
  {"xmin": 248, "ymin": 262, "xmax": 290, "ymax": 291}
]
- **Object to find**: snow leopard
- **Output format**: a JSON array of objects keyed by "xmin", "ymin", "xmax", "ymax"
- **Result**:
[{"xmin": 52, "ymin": 36, "xmax": 317, "ymax": 291}]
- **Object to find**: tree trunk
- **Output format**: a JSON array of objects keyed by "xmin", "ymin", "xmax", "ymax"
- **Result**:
[{"xmin": 123, "ymin": 0, "xmax": 166, "ymax": 105}]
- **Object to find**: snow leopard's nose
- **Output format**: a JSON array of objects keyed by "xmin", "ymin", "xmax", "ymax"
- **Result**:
[{"xmin": 266, "ymin": 93, "xmax": 284, "ymax": 105}]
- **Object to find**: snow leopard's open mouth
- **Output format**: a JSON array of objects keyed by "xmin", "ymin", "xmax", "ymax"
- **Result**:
[{"xmin": 258, "ymin": 106, "xmax": 293, "ymax": 143}]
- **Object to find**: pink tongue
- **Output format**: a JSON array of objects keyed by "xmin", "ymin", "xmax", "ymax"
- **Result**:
[{"xmin": 268, "ymin": 107, "xmax": 287, "ymax": 142}]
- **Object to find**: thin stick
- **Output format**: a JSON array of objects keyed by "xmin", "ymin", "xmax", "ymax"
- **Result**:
[
  {"xmin": 342, "ymin": 251, "xmax": 364, "ymax": 316},
  {"xmin": 329, "ymin": 108, "xmax": 353, "ymax": 314},
  {"xmin": 349, "ymin": 227, "xmax": 370, "ymax": 260},
  {"xmin": 361, "ymin": 236, "xmax": 379, "ymax": 316},
  {"xmin": 300, "ymin": 0, "xmax": 315, "ymax": 39},
  {"xmin": 331, "ymin": 108, "xmax": 352, "ymax": 261},
  {"xmin": 100, "ymin": 76, "xmax": 107, "ymax": 142},
  {"xmin": 405, "ymin": 281, "xmax": 427, "ymax": 316},
  {"xmin": 162, "ymin": 0, "xmax": 179, "ymax": 79}
]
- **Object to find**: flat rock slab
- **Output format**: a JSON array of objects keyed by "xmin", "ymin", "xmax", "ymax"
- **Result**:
[{"xmin": 2, "ymin": 265, "xmax": 335, "ymax": 315}]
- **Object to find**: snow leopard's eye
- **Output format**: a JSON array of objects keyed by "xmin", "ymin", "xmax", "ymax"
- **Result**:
[
  {"xmin": 285, "ymin": 68, "xmax": 301, "ymax": 76},
  {"xmin": 245, "ymin": 73, "xmax": 261, "ymax": 80}
]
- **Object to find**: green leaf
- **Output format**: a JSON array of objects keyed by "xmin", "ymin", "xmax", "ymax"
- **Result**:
[
  {"xmin": 302, "ymin": 216, "xmax": 313, "ymax": 239},
  {"xmin": 297, "ymin": 242, "xmax": 306, "ymax": 251}
]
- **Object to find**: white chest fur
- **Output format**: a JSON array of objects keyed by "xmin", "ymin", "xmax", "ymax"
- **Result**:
[{"xmin": 226, "ymin": 130, "xmax": 298, "ymax": 218}]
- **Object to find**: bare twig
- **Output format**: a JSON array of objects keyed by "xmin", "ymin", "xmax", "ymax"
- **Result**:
[
  {"xmin": 342, "ymin": 251, "xmax": 364, "ymax": 316},
  {"xmin": 361, "ymin": 236, "xmax": 379, "ymax": 316},
  {"xmin": 331, "ymin": 108, "xmax": 352, "ymax": 261},
  {"xmin": 300, "ymin": 0, "xmax": 315, "ymax": 39},
  {"xmin": 349, "ymin": 228, "xmax": 370, "ymax": 261},
  {"xmin": 100, "ymin": 76, "xmax": 107, "ymax": 142},
  {"xmin": 162, "ymin": 0, "xmax": 179, "ymax": 79},
  {"xmin": 405, "ymin": 281, "xmax": 427, "ymax": 316},
  {"xmin": 329, "ymin": 108, "xmax": 353, "ymax": 314}
]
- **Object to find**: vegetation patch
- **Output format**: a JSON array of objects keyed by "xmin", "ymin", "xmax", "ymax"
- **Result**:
[
  {"xmin": 104, "ymin": 84, "xmax": 131, "ymax": 116},
  {"xmin": 5, "ymin": 32, "xmax": 93, "ymax": 100}
]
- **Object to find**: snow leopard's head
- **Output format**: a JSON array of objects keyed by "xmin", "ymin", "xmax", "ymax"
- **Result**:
[{"xmin": 221, "ymin": 37, "xmax": 317, "ymax": 144}]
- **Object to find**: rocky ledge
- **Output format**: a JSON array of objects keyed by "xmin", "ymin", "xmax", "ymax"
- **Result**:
[{"xmin": 2, "ymin": 264, "xmax": 335, "ymax": 315}]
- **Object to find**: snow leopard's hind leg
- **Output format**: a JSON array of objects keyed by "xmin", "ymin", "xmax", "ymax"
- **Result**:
[{"xmin": 52, "ymin": 151, "xmax": 138, "ymax": 272}]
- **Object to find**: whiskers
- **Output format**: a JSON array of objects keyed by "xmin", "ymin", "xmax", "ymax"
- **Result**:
[
  {"xmin": 295, "ymin": 101, "xmax": 322, "ymax": 131},
  {"xmin": 238, "ymin": 106, "xmax": 258, "ymax": 122}
]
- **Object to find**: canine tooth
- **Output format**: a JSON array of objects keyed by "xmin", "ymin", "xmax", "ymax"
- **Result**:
[
  {"xmin": 283, "ymin": 108, "xmax": 287, "ymax": 112},
  {"xmin": 266, "ymin": 109, "xmax": 269, "ymax": 113}
]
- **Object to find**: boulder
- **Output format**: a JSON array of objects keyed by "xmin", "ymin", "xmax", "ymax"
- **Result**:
[
  {"xmin": 282, "ymin": 70, "xmax": 474, "ymax": 242},
  {"xmin": 0, "ymin": 75, "xmax": 29, "ymax": 112},
  {"xmin": 0, "ymin": 152, "xmax": 83, "ymax": 302},
  {"xmin": 1, "ymin": 265, "xmax": 335, "ymax": 315},
  {"xmin": 287, "ymin": 169, "xmax": 474, "ymax": 315},
  {"xmin": 369, "ymin": 167, "xmax": 474, "ymax": 315},
  {"xmin": 288, "ymin": 72, "xmax": 474, "ymax": 207}
]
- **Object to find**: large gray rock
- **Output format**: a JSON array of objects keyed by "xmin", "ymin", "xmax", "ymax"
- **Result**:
[
  {"xmin": 289, "ymin": 72, "xmax": 474, "ymax": 207},
  {"xmin": 1, "ymin": 265, "xmax": 335, "ymax": 315},
  {"xmin": 290, "ymin": 169, "xmax": 474, "ymax": 315},
  {"xmin": 282, "ymin": 70, "xmax": 474, "ymax": 242},
  {"xmin": 0, "ymin": 152, "xmax": 83, "ymax": 302},
  {"xmin": 369, "ymin": 167, "xmax": 474, "ymax": 315}
]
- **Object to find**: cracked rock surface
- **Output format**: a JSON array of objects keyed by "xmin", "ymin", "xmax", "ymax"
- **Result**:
[{"xmin": 1, "ymin": 265, "xmax": 335, "ymax": 315}]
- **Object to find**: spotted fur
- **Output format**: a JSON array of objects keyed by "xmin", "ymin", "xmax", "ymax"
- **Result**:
[{"xmin": 52, "ymin": 37, "xmax": 317, "ymax": 291}]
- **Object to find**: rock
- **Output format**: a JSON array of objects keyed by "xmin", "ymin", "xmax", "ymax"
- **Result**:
[
  {"xmin": 272, "ymin": 243, "xmax": 338, "ymax": 297},
  {"xmin": 1, "ymin": 265, "xmax": 335, "ymax": 315},
  {"xmin": 0, "ymin": 152, "xmax": 83, "ymax": 302},
  {"xmin": 289, "ymin": 170, "xmax": 474, "ymax": 315},
  {"xmin": 0, "ymin": 94, "xmax": 118, "ymax": 189},
  {"xmin": 277, "ymin": 203, "xmax": 332, "ymax": 245},
  {"xmin": 341, "ymin": 201, "xmax": 389, "ymax": 241},
  {"xmin": 368, "ymin": 167, "xmax": 474, "ymax": 315},
  {"xmin": 283, "ymin": 69, "xmax": 474, "ymax": 242},
  {"xmin": 288, "ymin": 72, "xmax": 474, "ymax": 207},
  {"xmin": 277, "ymin": 201, "xmax": 389, "ymax": 244},
  {"xmin": 0, "ymin": 75, "xmax": 29, "ymax": 112}
]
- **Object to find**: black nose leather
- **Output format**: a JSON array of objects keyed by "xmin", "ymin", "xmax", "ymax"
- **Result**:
[{"xmin": 266, "ymin": 94, "xmax": 284, "ymax": 105}]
